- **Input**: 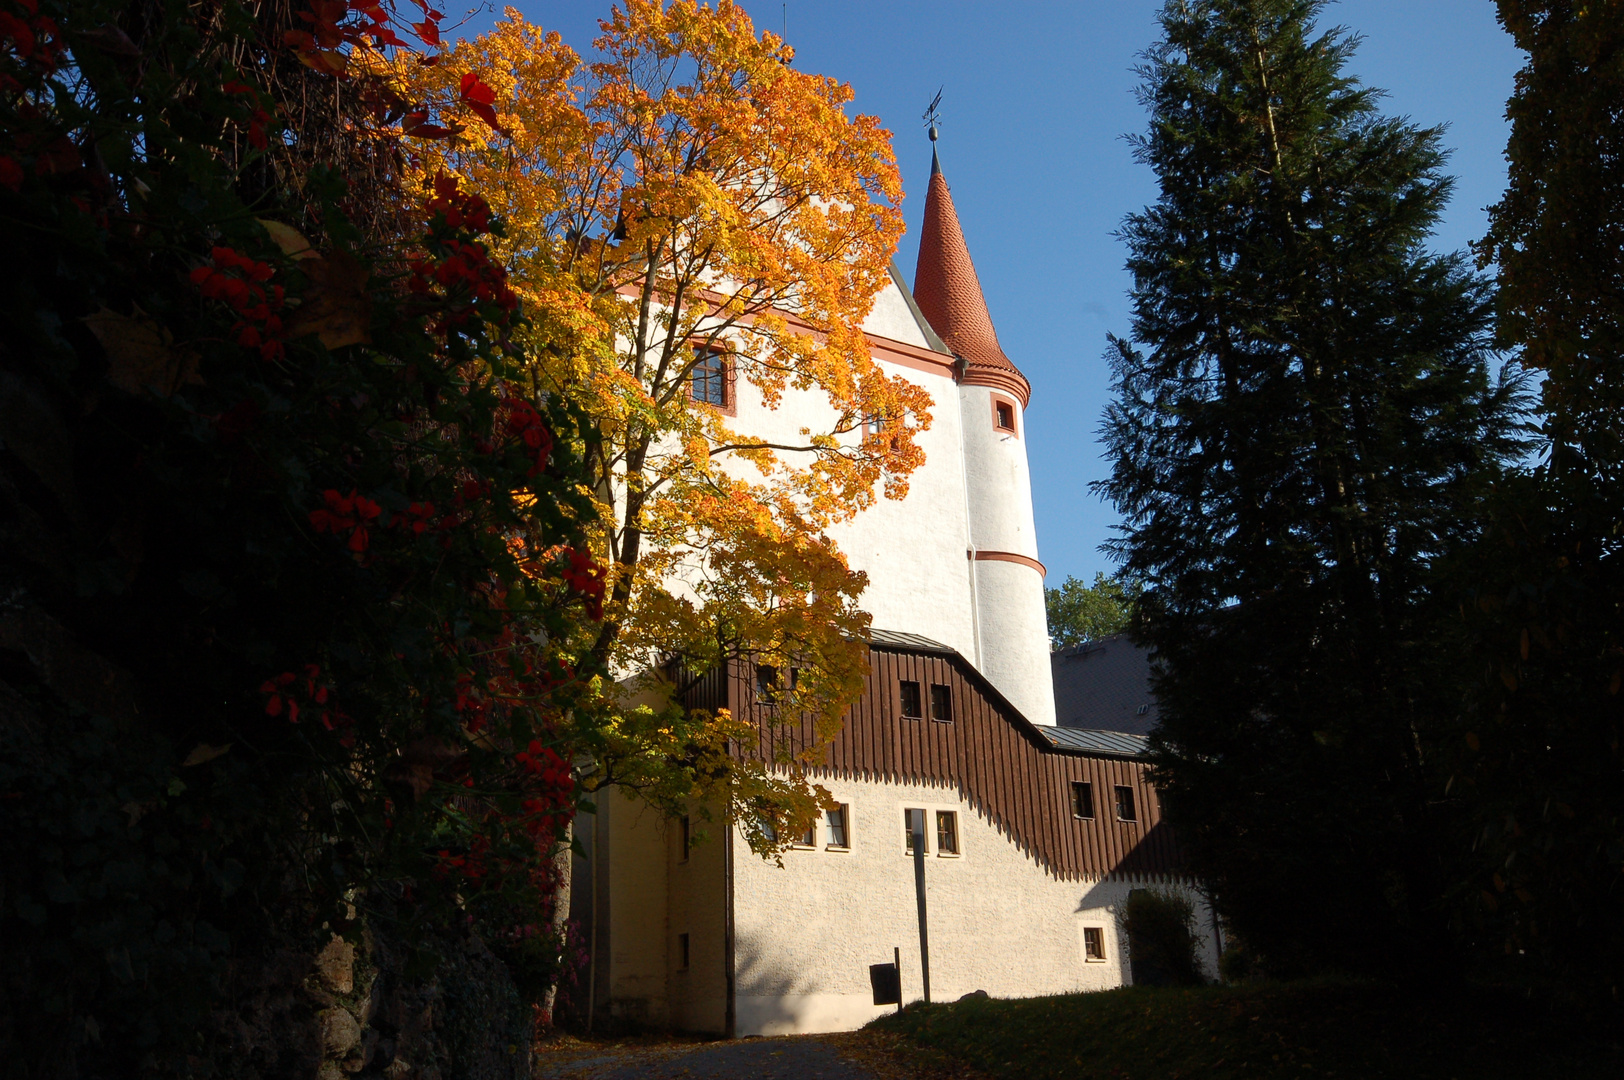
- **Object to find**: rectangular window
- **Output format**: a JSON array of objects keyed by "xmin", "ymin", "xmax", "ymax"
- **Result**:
[
  {"xmin": 679, "ymin": 814, "xmax": 691, "ymax": 862},
  {"xmin": 796, "ymin": 813, "xmax": 817, "ymax": 848},
  {"xmin": 755, "ymin": 663, "xmax": 778, "ymax": 705},
  {"xmin": 678, "ymin": 932, "xmax": 690, "ymax": 971},
  {"xmin": 995, "ymin": 401, "xmax": 1016, "ymax": 431},
  {"xmin": 864, "ymin": 413, "xmax": 885, "ymax": 435},
  {"xmin": 690, "ymin": 347, "xmax": 728, "ymax": 407},
  {"xmin": 930, "ymin": 683, "xmax": 952, "ymax": 723},
  {"xmin": 1115, "ymin": 785, "xmax": 1137, "ymax": 822},
  {"xmin": 826, "ymin": 804, "xmax": 849, "ymax": 848},
  {"xmin": 935, "ymin": 810, "xmax": 959, "ymax": 855},
  {"xmin": 1082, "ymin": 926, "xmax": 1105, "ymax": 962},
  {"xmin": 758, "ymin": 813, "xmax": 778, "ymax": 844},
  {"xmin": 1072, "ymin": 782, "xmax": 1095, "ymax": 820},
  {"xmin": 903, "ymin": 808, "xmax": 927, "ymax": 854},
  {"xmin": 899, "ymin": 680, "xmax": 922, "ymax": 719}
]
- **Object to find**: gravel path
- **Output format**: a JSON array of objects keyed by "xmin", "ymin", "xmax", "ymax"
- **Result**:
[{"xmin": 536, "ymin": 1036, "xmax": 880, "ymax": 1080}]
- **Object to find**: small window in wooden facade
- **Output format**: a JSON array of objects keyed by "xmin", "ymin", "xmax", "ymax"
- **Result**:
[
  {"xmin": 899, "ymin": 680, "xmax": 923, "ymax": 719},
  {"xmin": 1115, "ymin": 785, "xmax": 1137, "ymax": 822},
  {"xmin": 1072, "ymin": 781, "xmax": 1095, "ymax": 820},
  {"xmin": 690, "ymin": 346, "xmax": 731, "ymax": 408},
  {"xmin": 935, "ymin": 810, "xmax": 959, "ymax": 855},
  {"xmin": 930, "ymin": 683, "xmax": 953, "ymax": 723},
  {"xmin": 678, "ymin": 932, "xmax": 690, "ymax": 970},
  {"xmin": 755, "ymin": 664, "xmax": 779, "ymax": 705},
  {"xmin": 679, "ymin": 814, "xmax": 691, "ymax": 862},
  {"xmin": 903, "ymin": 808, "xmax": 927, "ymax": 854},
  {"xmin": 1082, "ymin": 926, "xmax": 1106, "ymax": 962},
  {"xmin": 826, "ymin": 804, "xmax": 849, "ymax": 848}
]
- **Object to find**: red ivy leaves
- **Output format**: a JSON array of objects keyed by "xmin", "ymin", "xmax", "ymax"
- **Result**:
[
  {"xmin": 190, "ymin": 247, "xmax": 287, "ymax": 361},
  {"xmin": 458, "ymin": 72, "xmax": 501, "ymax": 131},
  {"xmin": 308, "ymin": 488, "xmax": 383, "ymax": 552},
  {"xmin": 503, "ymin": 397, "xmax": 553, "ymax": 477},
  {"xmin": 260, "ymin": 664, "xmax": 353, "ymax": 743},
  {"xmin": 563, "ymin": 548, "xmax": 606, "ymax": 620}
]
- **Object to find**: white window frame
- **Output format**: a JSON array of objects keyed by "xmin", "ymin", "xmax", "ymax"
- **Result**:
[{"xmin": 1079, "ymin": 923, "xmax": 1108, "ymax": 963}]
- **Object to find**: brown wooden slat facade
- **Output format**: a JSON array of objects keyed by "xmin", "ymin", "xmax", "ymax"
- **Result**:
[{"xmin": 698, "ymin": 642, "xmax": 1184, "ymax": 883}]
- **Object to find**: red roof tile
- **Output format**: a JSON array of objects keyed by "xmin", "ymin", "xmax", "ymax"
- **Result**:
[{"xmin": 912, "ymin": 159, "xmax": 1031, "ymax": 405}]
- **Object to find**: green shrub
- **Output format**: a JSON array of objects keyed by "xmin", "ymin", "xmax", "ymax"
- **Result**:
[{"xmin": 1122, "ymin": 888, "xmax": 1205, "ymax": 986}]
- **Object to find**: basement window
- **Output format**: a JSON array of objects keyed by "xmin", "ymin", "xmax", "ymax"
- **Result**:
[
  {"xmin": 1072, "ymin": 781, "xmax": 1095, "ymax": 820},
  {"xmin": 1115, "ymin": 785, "xmax": 1137, "ymax": 823},
  {"xmin": 936, "ymin": 810, "xmax": 959, "ymax": 855},
  {"xmin": 930, "ymin": 684, "xmax": 953, "ymax": 723},
  {"xmin": 900, "ymin": 680, "xmax": 923, "ymax": 719},
  {"xmin": 1082, "ymin": 926, "xmax": 1106, "ymax": 962},
  {"xmin": 826, "ymin": 804, "xmax": 849, "ymax": 849}
]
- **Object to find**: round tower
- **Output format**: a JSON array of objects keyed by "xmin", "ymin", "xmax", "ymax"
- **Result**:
[{"xmin": 912, "ymin": 145, "xmax": 1057, "ymax": 726}]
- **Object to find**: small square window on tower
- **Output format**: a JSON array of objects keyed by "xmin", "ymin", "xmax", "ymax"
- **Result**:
[
  {"xmin": 992, "ymin": 398, "xmax": 1017, "ymax": 433},
  {"xmin": 930, "ymin": 683, "xmax": 952, "ymax": 723},
  {"xmin": 899, "ymin": 680, "xmax": 923, "ymax": 719},
  {"xmin": 1115, "ymin": 785, "xmax": 1138, "ymax": 822},
  {"xmin": 1072, "ymin": 781, "xmax": 1095, "ymax": 820}
]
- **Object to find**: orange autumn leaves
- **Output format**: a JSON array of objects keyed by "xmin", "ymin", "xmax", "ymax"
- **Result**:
[{"xmin": 368, "ymin": 1, "xmax": 927, "ymax": 843}]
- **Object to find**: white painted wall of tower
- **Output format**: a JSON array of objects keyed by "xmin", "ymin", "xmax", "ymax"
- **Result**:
[{"xmin": 958, "ymin": 385, "xmax": 1055, "ymax": 724}]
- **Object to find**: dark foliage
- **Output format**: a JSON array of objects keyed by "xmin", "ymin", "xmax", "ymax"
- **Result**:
[
  {"xmin": 0, "ymin": 0, "xmax": 599, "ymax": 1074},
  {"xmin": 1443, "ymin": 0, "xmax": 1624, "ymax": 996},
  {"xmin": 1121, "ymin": 888, "xmax": 1205, "ymax": 987},
  {"xmin": 1095, "ymin": 0, "xmax": 1530, "ymax": 978}
]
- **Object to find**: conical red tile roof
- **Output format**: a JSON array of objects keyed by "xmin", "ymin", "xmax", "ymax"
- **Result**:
[{"xmin": 912, "ymin": 153, "xmax": 1031, "ymax": 406}]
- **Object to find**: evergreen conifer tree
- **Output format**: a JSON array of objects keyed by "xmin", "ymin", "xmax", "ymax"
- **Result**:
[{"xmin": 1096, "ymin": 0, "xmax": 1529, "ymax": 975}]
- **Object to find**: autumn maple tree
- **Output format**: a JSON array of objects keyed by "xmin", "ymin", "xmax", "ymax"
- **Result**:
[{"xmin": 377, "ymin": 1, "xmax": 929, "ymax": 846}]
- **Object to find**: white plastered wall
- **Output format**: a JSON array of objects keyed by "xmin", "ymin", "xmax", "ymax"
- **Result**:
[
  {"xmin": 958, "ymin": 385, "xmax": 1056, "ymax": 724},
  {"xmin": 728, "ymin": 774, "xmax": 1215, "ymax": 1036}
]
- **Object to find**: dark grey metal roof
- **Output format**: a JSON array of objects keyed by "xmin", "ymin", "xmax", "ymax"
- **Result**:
[
  {"xmin": 1050, "ymin": 634, "xmax": 1159, "ymax": 736},
  {"xmin": 865, "ymin": 628, "xmax": 957, "ymax": 654},
  {"xmin": 1040, "ymin": 726, "xmax": 1150, "ymax": 759}
]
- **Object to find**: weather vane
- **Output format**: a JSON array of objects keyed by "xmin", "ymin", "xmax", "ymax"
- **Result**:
[{"xmin": 923, "ymin": 88, "xmax": 943, "ymax": 142}]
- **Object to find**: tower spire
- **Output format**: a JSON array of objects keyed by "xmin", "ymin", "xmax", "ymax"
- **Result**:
[{"xmin": 911, "ymin": 121, "xmax": 1030, "ymax": 406}]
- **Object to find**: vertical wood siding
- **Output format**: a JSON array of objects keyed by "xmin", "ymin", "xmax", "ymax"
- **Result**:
[{"xmin": 706, "ymin": 645, "xmax": 1183, "ymax": 882}]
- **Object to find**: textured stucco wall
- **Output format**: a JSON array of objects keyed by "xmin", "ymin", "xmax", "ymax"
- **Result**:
[
  {"xmin": 601, "ymin": 788, "xmax": 673, "ymax": 1027},
  {"xmin": 728, "ymin": 775, "xmax": 1215, "ymax": 1036},
  {"xmin": 958, "ymin": 384, "xmax": 1055, "ymax": 724}
]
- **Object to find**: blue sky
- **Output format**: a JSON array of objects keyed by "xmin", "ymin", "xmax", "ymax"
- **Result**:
[{"xmin": 483, "ymin": 1, "xmax": 1523, "ymax": 586}]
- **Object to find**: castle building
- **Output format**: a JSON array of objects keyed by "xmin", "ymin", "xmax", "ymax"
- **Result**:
[{"xmin": 573, "ymin": 145, "xmax": 1211, "ymax": 1036}]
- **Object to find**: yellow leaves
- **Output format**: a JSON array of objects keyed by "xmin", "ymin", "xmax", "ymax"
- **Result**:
[
  {"xmin": 257, "ymin": 219, "xmax": 318, "ymax": 261},
  {"xmin": 84, "ymin": 307, "xmax": 202, "ymax": 397}
]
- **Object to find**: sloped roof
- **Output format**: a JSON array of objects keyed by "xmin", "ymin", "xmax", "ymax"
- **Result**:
[
  {"xmin": 1041, "ymin": 726, "xmax": 1150, "ymax": 759},
  {"xmin": 865, "ymin": 627, "xmax": 956, "ymax": 654},
  {"xmin": 1050, "ymin": 634, "xmax": 1160, "ymax": 736},
  {"xmin": 911, "ymin": 150, "xmax": 1031, "ymax": 406}
]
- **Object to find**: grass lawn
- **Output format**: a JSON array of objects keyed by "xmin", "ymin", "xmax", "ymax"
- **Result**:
[{"xmin": 866, "ymin": 980, "xmax": 1623, "ymax": 1080}]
